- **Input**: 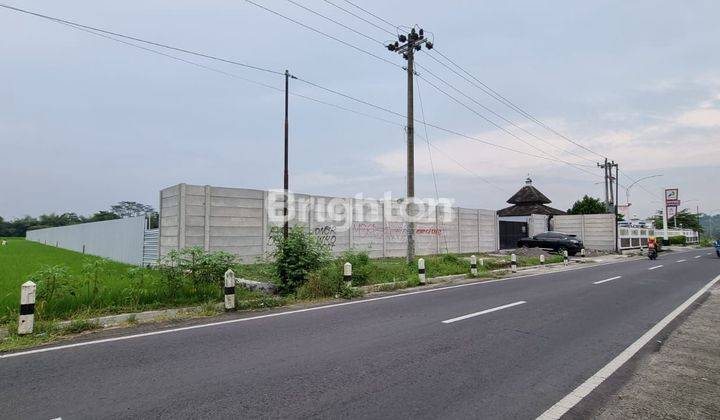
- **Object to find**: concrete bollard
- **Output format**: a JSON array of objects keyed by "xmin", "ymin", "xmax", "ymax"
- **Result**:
[
  {"xmin": 224, "ymin": 269, "xmax": 236, "ymax": 311},
  {"xmin": 479, "ymin": 258, "xmax": 484, "ymax": 267},
  {"xmin": 18, "ymin": 281, "xmax": 36, "ymax": 335},
  {"xmin": 470, "ymin": 255, "xmax": 478, "ymax": 276},
  {"xmin": 581, "ymin": 248, "xmax": 586, "ymax": 258},
  {"xmin": 563, "ymin": 250, "xmax": 569, "ymax": 266},
  {"xmin": 511, "ymin": 254, "xmax": 517, "ymax": 273},
  {"xmin": 418, "ymin": 258, "xmax": 426, "ymax": 285},
  {"xmin": 540, "ymin": 254, "xmax": 545, "ymax": 265},
  {"xmin": 344, "ymin": 262, "xmax": 352, "ymax": 287}
]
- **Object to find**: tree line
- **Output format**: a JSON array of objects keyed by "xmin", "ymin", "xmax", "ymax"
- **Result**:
[{"xmin": 0, "ymin": 201, "xmax": 158, "ymax": 237}]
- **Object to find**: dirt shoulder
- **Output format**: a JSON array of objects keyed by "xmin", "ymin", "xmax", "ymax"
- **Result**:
[{"xmin": 586, "ymin": 284, "xmax": 720, "ymax": 419}]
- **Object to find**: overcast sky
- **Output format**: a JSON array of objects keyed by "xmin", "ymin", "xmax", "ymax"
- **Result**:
[{"xmin": 2, "ymin": 0, "xmax": 719, "ymax": 220}]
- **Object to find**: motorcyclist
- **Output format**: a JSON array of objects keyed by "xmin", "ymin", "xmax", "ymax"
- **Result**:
[{"xmin": 647, "ymin": 236, "xmax": 658, "ymax": 259}]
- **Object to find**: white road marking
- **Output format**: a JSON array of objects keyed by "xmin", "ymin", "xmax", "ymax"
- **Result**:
[
  {"xmin": 593, "ymin": 276, "xmax": 622, "ymax": 285},
  {"xmin": 442, "ymin": 301, "xmax": 526, "ymax": 324},
  {"xmin": 708, "ymin": 252, "xmax": 712, "ymax": 256},
  {"xmin": 676, "ymin": 259, "xmax": 687, "ymax": 263},
  {"xmin": 694, "ymin": 255, "xmax": 702, "ymax": 259},
  {"xmin": 0, "ymin": 253, "xmax": 676, "ymax": 359},
  {"xmin": 648, "ymin": 265, "xmax": 663, "ymax": 270},
  {"xmin": 537, "ymin": 273, "xmax": 720, "ymax": 420}
]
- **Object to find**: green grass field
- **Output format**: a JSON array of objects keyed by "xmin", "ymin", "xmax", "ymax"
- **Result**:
[{"xmin": 0, "ymin": 238, "xmax": 241, "ymax": 324}]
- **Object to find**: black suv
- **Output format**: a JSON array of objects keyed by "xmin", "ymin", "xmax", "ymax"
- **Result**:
[{"xmin": 517, "ymin": 232, "xmax": 584, "ymax": 255}]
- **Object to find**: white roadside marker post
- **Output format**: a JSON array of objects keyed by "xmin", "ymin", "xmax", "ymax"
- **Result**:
[
  {"xmin": 479, "ymin": 258, "xmax": 484, "ymax": 268},
  {"xmin": 540, "ymin": 254, "xmax": 545, "ymax": 265},
  {"xmin": 470, "ymin": 255, "xmax": 478, "ymax": 276},
  {"xmin": 581, "ymin": 248, "xmax": 586, "ymax": 258},
  {"xmin": 511, "ymin": 254, "xmax": 517, "ymax": 273},
  {"xmin": 18, "ymin": 281, "xmax": 36, "ymax": 335},
  {"xmin": 344, "ymin": 262, "xmax": 352, "ymax": 287},
  {"xmin": 224, "ymin": 269, "xmax": 236, "ymax": 311},
  {"xmin": 418, "ymin": 258, "xmax": 426, "ymax": 285},
  {"xmin": 564, "ymin": 250, "xmax": 569, "ymax": 266}
]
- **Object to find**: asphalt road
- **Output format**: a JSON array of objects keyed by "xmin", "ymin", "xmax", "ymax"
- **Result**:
[{"xmin": 1, "ymin": 249, "xmax": 718, "ymax": 419}]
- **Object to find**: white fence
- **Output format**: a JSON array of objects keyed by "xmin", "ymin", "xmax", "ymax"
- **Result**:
[
  {"xmin": 617, "ymin": 227, "xmax": 699, "ymax": 250},
  {"xmin": 160, "ymin": 184, "xmax": 500, "ymax": 262},
  {"xmin": 26, "ymin": 216, "xmax": 151, "ymax": 265},
  {"xmin": 550, "ymin": 214, "xmax": 617, "ymax": 251}
]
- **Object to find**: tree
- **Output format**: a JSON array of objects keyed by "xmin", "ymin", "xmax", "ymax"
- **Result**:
[
  {"xmin": 651, "ymin": 209, "xmax": 702, "ymax": 232},
  {"xmin": 567, "ymin": 195, "xmax": 608, "ymax": 215},
  {"xmin": 110, "ymin": 201, "xmax": 155, "ymax": 218},
  {"xmin": 87, "ymin": 211, "xmax": 121, "ymax": 222}
]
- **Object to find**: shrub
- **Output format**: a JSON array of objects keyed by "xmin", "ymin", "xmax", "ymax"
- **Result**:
[
  {"xmin": 340, "ymin": 249, "xmax": 372, "ymax": 286},
  {"xmin": 668, "ymin": 235, "xmax": 687, "ymax": 245},
  {"xmin": 163, "ymin": 248, "xmax": 235, "ymax": 286},
  {"xmin": 81, "ymin": 257, "xmax": 112, "ymax": 301},
  {"xmin": 269, "ymin": 226, "xmax": 332, "ymax": 294},
  {"xmin": 29, "ymin": 265, "xmax": 76, "ymax": 312}
]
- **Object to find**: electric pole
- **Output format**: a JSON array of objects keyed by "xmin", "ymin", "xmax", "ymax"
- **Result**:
[
  {"xmin": 386, "ymin": 27, "xmax": 433, "ymax": 264},
  {"xmin": 598, "ymin": 159, "xmax": 610, "ymax": 211},
  {"xmin": 283, "ymin": 69, "xmax": 296, "ymax": 242}
]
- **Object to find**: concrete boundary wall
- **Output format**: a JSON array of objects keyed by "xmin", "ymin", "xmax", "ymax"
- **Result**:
[
  {"xmin": 550, "ymin": 214, "xmax": 617, "ymax": 251},
  {"xmin": 26, "ymin": 216, "xmax": 147, "ymax": 265},
  {"xmin": 160, "ymin": 183, "xmax": 500, "ymax": 262}
]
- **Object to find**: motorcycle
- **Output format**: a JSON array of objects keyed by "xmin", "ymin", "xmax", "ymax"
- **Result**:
[{"xmin": 648, "ymin": 246, "xmax": 658, "ymax": 260}]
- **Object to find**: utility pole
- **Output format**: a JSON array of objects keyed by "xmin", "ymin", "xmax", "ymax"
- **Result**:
[
  {"xmin": 612, "ymin": 161, "xmax": 619, "ymax": 253},
  {"xmin": 387, "ymin": 27, "xmax": 433, "ymax": 264},
  {"xmin": 283, "ymin": 69, "xmax": 296, "ymax": 242},
  {"xmin": 598, "ymin": 159, "xmax": 609, "ymax": 210}
]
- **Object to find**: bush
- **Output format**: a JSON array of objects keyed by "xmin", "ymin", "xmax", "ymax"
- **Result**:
[
  {"xmin": 162, "ymin": 248, "xmax": 235, "ymax": 286},
  {"xmin": 269, "ymin": 226, "xmax": 332, "ymax": 294},
  {"xmin": 340, "ymin": 249, "xmax": 372, "ymax": 286},
  {"xmin": 668, "ymin": 235, "xmax": 687, "ymax": 245},
  {"xmin": 81, "ymin": 257, "xmax": 112, "ymax": 302},
  {"xmin": 30, "ymin": 265, "xmax": 76, "ymax": 315}
]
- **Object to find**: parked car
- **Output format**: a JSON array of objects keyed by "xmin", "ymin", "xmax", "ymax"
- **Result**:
[{"xmin": 517, "ymin": 232, "xmax": 584, "ymax": 255}]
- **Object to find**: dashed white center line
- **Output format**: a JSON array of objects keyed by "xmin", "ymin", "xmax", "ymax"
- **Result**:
[
  {"xmin": 593, "ymin": 276, "xmax": 622, "ymax": 285},
  {"xmin": 648, "ymin": 265, "xmax": 663, "ymax": 270},
  {"xmin": 694, "ymin": 255, "xmax": 702, "ymax": 259},
  {"xmin": 676, "ymin": 259, "xmax": 687, "ymax": 263},
  {"xmin": 442, "ymin": 301, "xmax": 526, "ymax": 324},
  {"xmin": 708, "ymin": 253, "xmax": 713, "ymax": 256}
]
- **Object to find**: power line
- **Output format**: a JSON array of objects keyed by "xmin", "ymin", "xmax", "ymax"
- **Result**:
[
  {"xmin": 242, "ymin": 0, "xmax": 402, "ymax": 69},
  {"xmin": 323, "ymin": 0, "xmax": 397, "ymax": 36},
  {"xmin": 0, "ymin": 3, "xmax": 284, "ymax": 76},
  {"xmin": 339, "ymin": 0, "xmax": 399, "ymax": 32},
  {"xmin": 415, "ymin": 61, "xmax": 597, "ymax": 165},
  {"xmin": 416, "ymin": 73, "xmax": 602, "ymax": 180},
  {"xmin": 428, "ymin": 49, "xmax": 607, "ymax": 160},
  {"xmin": 282, "ymin": 0, "xmax": 385, "ymax": 46},
  {"xmin": 3, "ymin": 2, "xmax": 607, "ymax": 186}
]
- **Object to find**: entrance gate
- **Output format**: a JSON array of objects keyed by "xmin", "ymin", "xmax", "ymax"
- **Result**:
[{"xmin": 499, "ymin": 221, "xmax": 528, "ymax": 249}]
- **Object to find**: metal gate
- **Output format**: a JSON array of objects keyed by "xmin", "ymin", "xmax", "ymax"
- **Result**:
[{"xmin": 499, "ymin": 221, "xmax": 528, "ymax": 249}]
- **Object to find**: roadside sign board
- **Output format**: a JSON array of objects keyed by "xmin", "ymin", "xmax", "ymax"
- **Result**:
[
  {"xmin": 666, "ymin": 206, "xmax": 677, "ymax": 218},
  {"xmin": 665, "ymin": 188, "xmax": 679, "ymax": 203},
  {"xmin": 666, "ymin": 199, "xmax": 681, "ymax": 206}
]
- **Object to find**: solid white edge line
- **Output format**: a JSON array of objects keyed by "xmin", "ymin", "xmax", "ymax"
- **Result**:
[
  {"xmin": 536, "ymin": 273, "xmax": 720, "ymax": 420},
  {"xmin": 648, "ymin": 265, "xmax": 663, "ymax": 270},
  {"xmin": 0, "ymin": 249, "xmax": 702, "ymax": 359},
  {"xmin": 441, "ymin": 301, "xmax": 526, "ymax": 324},
  {"xmin": 593, "ymin": 276, "xmax": 622, "ymax": 285}
]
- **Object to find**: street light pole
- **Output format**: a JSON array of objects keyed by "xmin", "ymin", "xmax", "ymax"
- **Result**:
[{"xmin": 625, "ymin": 174, "xmax": 663, "ymax": 205}]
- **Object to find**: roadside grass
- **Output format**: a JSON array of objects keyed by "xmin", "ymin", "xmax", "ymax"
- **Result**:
[
  {"xmin": 229, "ymin": 251, "xmax": 565, "ymax": 286},
  {"xmin": 0, "ymin": 238, "xmax": 263, "ymax": 325}
]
